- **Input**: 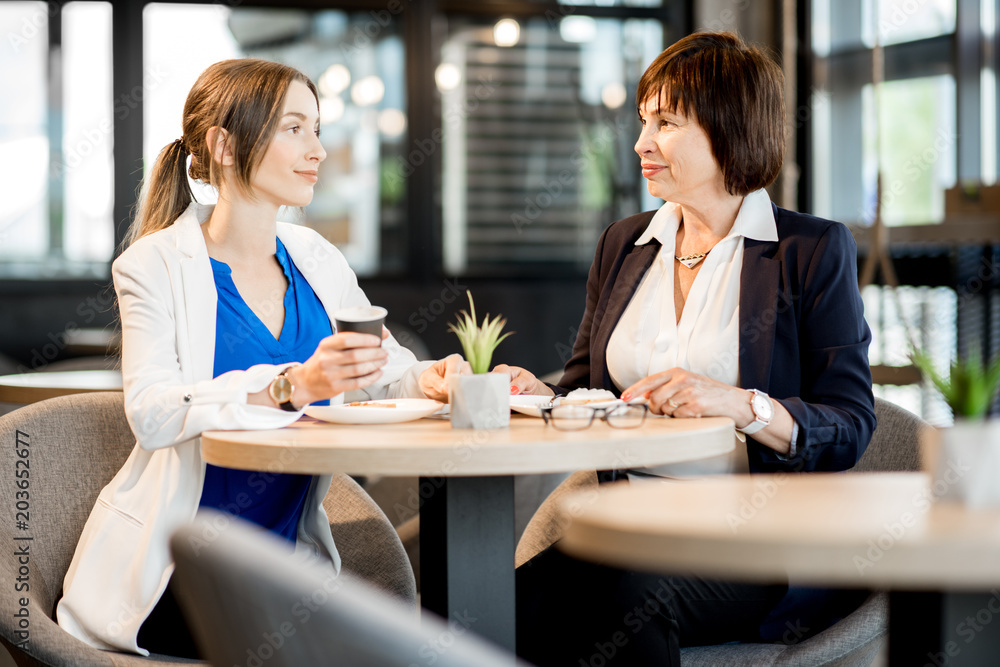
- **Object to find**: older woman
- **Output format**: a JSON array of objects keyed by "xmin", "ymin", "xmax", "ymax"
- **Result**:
[{"xmin": 513, "ymin": 32, "xmax": 875, "ymax": 666}]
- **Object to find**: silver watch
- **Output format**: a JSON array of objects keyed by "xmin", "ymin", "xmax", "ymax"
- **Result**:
[{"xmin": 738, "ymin": 389, "xmax": 773, "ymax": 435}]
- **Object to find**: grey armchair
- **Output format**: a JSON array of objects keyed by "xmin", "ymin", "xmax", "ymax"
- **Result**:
[
  {"xmin": 170, "ymin": 513, "xmax": 527, "ymax": 667},
  {"xmin": 0, "ymin": 392, "xmax": 202, "ymax": 666},
  {"xmin": 515, "ymin": 397, "xmax": 930, "ymax": 666},
  {"xmin": 0, "ymin": 391, "xmax": 417, "ymax": 665}
]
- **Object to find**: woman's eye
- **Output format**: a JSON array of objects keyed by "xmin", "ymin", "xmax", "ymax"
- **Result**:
[{"xmin": 288, "ymin": 125, "xmax": 300, "ymax": 134}]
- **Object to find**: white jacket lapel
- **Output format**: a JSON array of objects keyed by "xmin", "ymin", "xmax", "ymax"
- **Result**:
[{"xmin": 174, "ymin": 203, "xmax": 218, "ymax": 383}]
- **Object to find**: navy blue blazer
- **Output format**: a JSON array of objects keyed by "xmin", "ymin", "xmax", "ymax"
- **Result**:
[{"xmin": 558, "ymin": 203, "xmax": 876, "ymax": 473}]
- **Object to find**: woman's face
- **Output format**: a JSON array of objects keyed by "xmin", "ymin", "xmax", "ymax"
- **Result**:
[
  {"xmin": 251, "ymin": 80, "xmax": 327, "ymax": 208},
  {"xmin": 634, "ymin": 96, "xmax": 725, "ymax": 204}
]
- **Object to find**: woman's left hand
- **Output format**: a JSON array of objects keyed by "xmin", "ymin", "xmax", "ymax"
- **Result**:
[
  {"xmin": 419, "ymin": 354, "xmax": 472, "ymax": 402},
  {"xmin": 622, "ymin": 367, "xmax": 752, "ymax": 423}
]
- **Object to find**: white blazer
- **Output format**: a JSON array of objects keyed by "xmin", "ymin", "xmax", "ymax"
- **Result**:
[{"xmin": 56, "ymin": 203, "xmax": 430, "ymax": 654}]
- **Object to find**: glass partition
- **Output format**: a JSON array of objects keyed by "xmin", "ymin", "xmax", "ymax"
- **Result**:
[
  {"xmin": 0, "ymin": 1, "xmax": 113, "ymax": 278},
  {"xmin": 438, "ymin": 15, "xmax": 662, "ymax": 275}
]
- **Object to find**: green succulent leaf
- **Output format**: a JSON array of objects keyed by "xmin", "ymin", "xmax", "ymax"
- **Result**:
[
  {"xmin": 447, "ymin": 291, "xmax": 514, "ymax": 374},
  {"xmin": 911, "ymin": 346, "xmax": 1000, "ymax": 419}
]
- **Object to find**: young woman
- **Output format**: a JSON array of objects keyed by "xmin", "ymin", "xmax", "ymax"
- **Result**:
[{"xmin": 56, "ymin": 58, "xmax": 466, "ymax": 657}]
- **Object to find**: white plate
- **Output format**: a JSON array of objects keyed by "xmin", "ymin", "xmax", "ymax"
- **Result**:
[
  {"xmin": 509, "ymin": 394, "xmax": 555, "ymax": 417},
  {"xmin": 304, "ymin": 399, "xmax": 445, "ymax": 425},
  {"xmin": 557, "ymin": 398, "xmax": 624, "ymax": 409}
]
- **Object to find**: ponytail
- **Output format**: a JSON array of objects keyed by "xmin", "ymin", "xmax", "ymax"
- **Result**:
[
  {"xmin": 123, "ymin": 59, "xmax": 319, "ymax": 249},
  {"xmin": 124, "ymin": 138, "xmax": 193, "ymax": 248}
]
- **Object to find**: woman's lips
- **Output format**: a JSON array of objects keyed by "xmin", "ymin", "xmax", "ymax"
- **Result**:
[
  {"xmin": 641, "ymin": 164, "xmax": 665, "ymax": 178},
  {"xmin": 295, "ymin": 171, "xmax": 319, "ymax": 183}
]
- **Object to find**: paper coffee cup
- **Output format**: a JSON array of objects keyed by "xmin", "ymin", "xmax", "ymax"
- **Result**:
[{"xmin": 334, "ymin": 306, "xmax": 387, "ymax": 339}]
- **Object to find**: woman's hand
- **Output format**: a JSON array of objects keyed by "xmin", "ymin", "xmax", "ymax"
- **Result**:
[
  {"xmin": 621, "ymin": 367, "xmax": 753, "ymax": 424},
  {"xmin": 491, "ymin": 364, "xmax": 555, "ymax": 397},
  {"xmin": 419, "ymin": 353, "xmax": 472, "ymax": 402},
  {"xmin": 286, "ymin": 332, "xmax": 389, "ymax": 407}
]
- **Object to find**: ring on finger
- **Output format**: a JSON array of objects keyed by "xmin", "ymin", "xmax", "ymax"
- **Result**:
[{"xmin": 667, "ymin": 399, "xmax": 679, "ymax": 408}]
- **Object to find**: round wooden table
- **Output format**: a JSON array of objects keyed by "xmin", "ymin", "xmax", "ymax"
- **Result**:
[
  {"xmin": 560, "ymin": 472, "xmax": 1000, "ymax": 666},
  {"xmin": 64, "ymin": 327, "xmax": 121, "ymax": 356},
  {"xmin": 202, "ymin": 414, "xmax": 734, "ymax": 652},
  {"xmin": 201, "ymin": 414, "xmax": 735, "ymax": 477},
  {"xmin": 0, "ymin": 370, "xmax": 123, "ymax": 405}
]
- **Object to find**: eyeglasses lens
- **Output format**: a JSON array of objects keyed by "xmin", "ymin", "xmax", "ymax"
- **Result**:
[
  {"xmin": 549, "ymin": 405, "xmax": 595, "ymax": 430},
  {"xmin": 606, "ymin": 405, "xmax": 646, "ymax": 428}
]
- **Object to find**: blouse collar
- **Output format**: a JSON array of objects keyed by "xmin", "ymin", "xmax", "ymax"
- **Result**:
[{"xmin": 635, "ymin": 189, "xmax": 779, "ymax": 247}]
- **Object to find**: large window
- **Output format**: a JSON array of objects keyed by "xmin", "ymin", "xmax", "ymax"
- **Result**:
[
  {"xmin": 0, "ymin": 1, "xmax": 113, "ymax": 278},
  {"xmin": 0, "ymin": 0, "xmax": 680, "ymax": 282},
  {"xmin": 810, "ymin": 0, "xmax": 967, "ymax": 226},
  {"xmin": 438, "ymin": 15, "xmax": 663, "ymax": 274},
  {"xmin": 812, "ymin": 0, "xmax": 1000, "ymax": 422}
]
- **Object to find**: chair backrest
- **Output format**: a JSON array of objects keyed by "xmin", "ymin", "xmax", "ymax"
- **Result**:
[
  {"xmin": 514, "ymin": 469, "xmax": 597, "ymax": 567},
  {"xmin": 0, "ymin": 392, "xmax": 203, "ymax": 665},
  {"xmin": 0, "ymin": 392, "xmax": 134, "ymax": 614},
  {"xmin": 323, "ymin": 475, "xmax": 417, "ymax": 604},
  {"xmin": 170, "ymin": 514, "xmax": 527, "ymax": 667},
  {"xmin": 851, "ymin": 397, "xmax": 929, "ymax": 473}
]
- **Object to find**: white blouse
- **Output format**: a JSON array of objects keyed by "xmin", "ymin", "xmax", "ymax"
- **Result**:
[{"xmin": 607, "ymin": 189, "xmax": 779, "ymax": 477}]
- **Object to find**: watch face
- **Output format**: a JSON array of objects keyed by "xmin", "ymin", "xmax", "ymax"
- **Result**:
[
  {"xmin": 271, "ymin": 376, "xmax": 293, "ymax": 404},
  {"xmin": 752, "ymin": 392, "xmax": 773, "ymax": 420}
]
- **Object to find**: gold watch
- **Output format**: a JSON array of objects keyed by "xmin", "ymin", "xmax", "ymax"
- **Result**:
[{"xmin": 268, "ymin": 369, "xmax": 297, "ymax": 412}]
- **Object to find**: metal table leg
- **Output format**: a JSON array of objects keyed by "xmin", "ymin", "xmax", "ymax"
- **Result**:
[
  {"xmin": 419, "ymin": 475, "xmax": 516, "ymax": 652},
  {"xmin": 890, "ymin": 590, "xmax": 1000, "ymax": 666}
]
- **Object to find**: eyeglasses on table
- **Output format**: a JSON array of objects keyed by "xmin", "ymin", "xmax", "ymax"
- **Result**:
[{"xmin": 539, "ymin": 402, "xmax": 649, "ymax": 430}]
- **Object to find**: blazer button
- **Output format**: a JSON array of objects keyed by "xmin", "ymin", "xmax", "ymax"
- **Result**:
[{"xmin": 183, "ymin": 393, "xmax": 193, "ymax": 403}]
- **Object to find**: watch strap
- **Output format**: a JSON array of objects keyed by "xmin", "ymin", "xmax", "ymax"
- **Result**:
[
  {"xmin": 739, "ymin": 416, "xmax": 768, "ymax": 435},
  {"xmin": 737, "ymin": 389, "xmax": 771, "ymax": 435},
  {"xmin": 269, "ymin": 369, "xmax": 298, "ymax": 412}
]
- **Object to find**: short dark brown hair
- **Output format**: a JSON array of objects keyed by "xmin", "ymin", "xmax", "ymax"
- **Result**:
[{"xmin": 636, "ymin": 31, "xmax": 785, "ymax": 196}]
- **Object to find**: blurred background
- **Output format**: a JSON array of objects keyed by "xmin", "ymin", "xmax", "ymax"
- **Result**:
[{"xmin": 0, "ymin": 0, "xmax": 995, "ymax": 427}]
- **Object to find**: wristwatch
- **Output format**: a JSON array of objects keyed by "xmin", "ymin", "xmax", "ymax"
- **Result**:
[
  {"xmin": 738, "ymin": 389, "xmax": 773, "ymax": 435},
  {"xmin": 268, "ymin": 369, "xmax": 298, "ymax": 412}
]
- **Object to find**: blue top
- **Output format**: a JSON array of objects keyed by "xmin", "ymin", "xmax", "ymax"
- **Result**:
[{"xmin": 199, "ymin": 238, "xmax": 333, "ymax": 543}]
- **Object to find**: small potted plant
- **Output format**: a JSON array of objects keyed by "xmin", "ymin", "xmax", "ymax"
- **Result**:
[
  {"xmin": 447, "ymin": 291, "xmax": 514, "ymax": 429},
  {"xmin": 912, "ymin": 347, "xmax": 1000, "ymax": 507}
]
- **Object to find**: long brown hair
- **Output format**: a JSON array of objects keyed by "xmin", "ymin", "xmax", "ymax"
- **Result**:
[
  {"xmin": 635, "ymin": 32, "xmax": 785, "ymax": 196},
  {"xmin": 126, "ymin": 59, "xmax": 318, "ymax": 246}
]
